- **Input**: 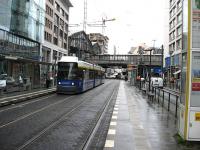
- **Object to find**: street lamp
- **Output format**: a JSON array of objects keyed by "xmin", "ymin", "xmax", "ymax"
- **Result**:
[
  {"xmin": 143, "ymin": 48, "xmax": 154, "ymax": 92},
  {"xmin": 143, "ymin": 45, "xmax": 164, "ymax": 92},
  {"xmin": 53, "ymin": 54, "xmax": 59, "ymax": 86}
]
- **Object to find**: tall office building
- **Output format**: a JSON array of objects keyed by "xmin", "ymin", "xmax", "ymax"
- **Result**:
[
  {"xmin": 41, "ymin": 0, "xmax": 72, "ymax": 86},
  {"xmin": 169, "ymin": 0, "xmax": 183, "ymax": 72},
  {"xmin": 166, "ymin": 0, "xmax": 183, "ymax": 90},
  {"xmin": 42, "ymin": 0, "xmax": 72, "ymax": 64}
]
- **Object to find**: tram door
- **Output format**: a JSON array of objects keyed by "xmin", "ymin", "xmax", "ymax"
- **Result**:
[{"xmin": 82, "ymin": 70, "xmax": 86, "ymax": 91}]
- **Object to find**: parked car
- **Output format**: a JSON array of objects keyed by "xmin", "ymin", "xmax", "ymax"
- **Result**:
[
  {"xmin": 0, "ymin": 74, "xmax": 20, "ymax": 92},
  {"xmin": 0, "ymin": 74, "xmax": 7, "ymax": 90}
]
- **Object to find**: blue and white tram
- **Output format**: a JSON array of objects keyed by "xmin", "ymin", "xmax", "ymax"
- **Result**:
[{"xmin": 56, "ymin": 56, "xmax": 105, "ymax": 94}]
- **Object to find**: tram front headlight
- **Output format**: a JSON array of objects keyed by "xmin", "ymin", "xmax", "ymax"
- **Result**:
[
  {"xmin": 58, "ymin": 82, "xmax": 61, "ymax": 85},
  {"xmin": 71, "ymin": 82, "xmax": 74, "ymax": 86}
]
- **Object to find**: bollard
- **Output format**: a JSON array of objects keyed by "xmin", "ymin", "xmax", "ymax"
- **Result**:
[
  {"xmin": 175, "ymin": 95, "xmax": 178, "ymax": 117},
  {"xmin": 162, "ymin": 90, "xmax": 164, "ymax": 107},
  {"xmin": 168, "ymin": 93, "xmax": 171, "ymax": 111}
]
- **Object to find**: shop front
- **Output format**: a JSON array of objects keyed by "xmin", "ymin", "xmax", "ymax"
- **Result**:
[{"xmin": 0, "ymin": 29, "xmax": 52, "ymax": 93}]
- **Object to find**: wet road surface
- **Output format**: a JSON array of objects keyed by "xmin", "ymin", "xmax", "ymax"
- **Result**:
[{"xmin": 0, "ymin": 80, "xmax": 120, "ymax": 150}]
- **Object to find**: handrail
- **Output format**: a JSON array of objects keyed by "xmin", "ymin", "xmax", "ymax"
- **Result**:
[{"xmin": 150, "ymin": 85, "xmax": 180, "ymax": 118}]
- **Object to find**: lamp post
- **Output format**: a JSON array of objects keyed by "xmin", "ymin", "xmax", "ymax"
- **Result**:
[
  {"xmin": 143, "ymin": 45, "xmax": 164, "ymax": 91},
  {"xmin": 161, "ymin": 45, "xmax": 164, "ymax": 79},
  {"xmin": 143, "ymin": 48, "xmax": 154, "ymax": 92},
  {"xmin": 53, "ymin": 54, "xmax": 59, "ymax": 87}
]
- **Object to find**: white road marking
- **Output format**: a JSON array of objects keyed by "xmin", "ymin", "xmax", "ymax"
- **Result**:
[
  {"xmin": 113, "ymin": 111, "xmax": 118, "ymax": 115},
  {"xmin": 114, "ymin": 108, "xmax": 119, "ymax": 111},
  {"xmin": 110, "ymin": 121, "xmax": 117, "ymax": 126},
  {"xmin": 112, "ymin": 115, "xmax": 118, "ymax": 119},
  {"xmin": 139, "ymin": 124, "xmax": 144, "ymax": 129},
  {"xmin": 108, "ymin": 129, "xmax": 116, "ymax": 135},
  {"xmin": 104, "ymin": 140, "xmax": 114, "ymax": 148}
]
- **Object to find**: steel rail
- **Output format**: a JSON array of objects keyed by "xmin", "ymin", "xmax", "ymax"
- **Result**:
[{"xmin": 16, "ymin": 81, "xmax": 114, "ymax": 150}]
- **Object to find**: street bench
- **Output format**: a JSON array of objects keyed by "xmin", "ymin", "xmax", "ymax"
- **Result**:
[{"xmin": 147, "ymin": 92, "xmax": 154, "ymax": 101}]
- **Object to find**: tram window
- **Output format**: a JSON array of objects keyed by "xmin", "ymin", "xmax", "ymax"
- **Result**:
[
  {"xmin": 57, "ymin": 62, "xmax": 79, "ymax": 80},
  {"xmin": 89, "ymin": 70, "xmax": 94, "ymax": 79}
]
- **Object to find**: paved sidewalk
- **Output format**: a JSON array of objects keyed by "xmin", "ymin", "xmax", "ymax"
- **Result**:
[
  {"xmin": 0, "ymin": 87, "xmax": 56, "ymax": 107},
  {"xmin": 104, "ymin": 81, "xmax": 200, "ymax": 150}
]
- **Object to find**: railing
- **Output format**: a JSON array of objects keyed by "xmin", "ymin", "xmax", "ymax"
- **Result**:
[
  {"xmin": 152, "ymin": 86, "xmax": 180, "ymax": 118},
  {"xmin": 139, "ymin": 82, "xmax": 180, "ymax": 118}
]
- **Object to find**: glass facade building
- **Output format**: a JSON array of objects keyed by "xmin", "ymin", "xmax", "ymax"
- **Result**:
[
  {"xmin": 0, "ymin": 0, "xmax": 46, "ymax": 90},
  {"xmin": 0, "ymin": 0, "xmax": 45, "ymax": 43}
]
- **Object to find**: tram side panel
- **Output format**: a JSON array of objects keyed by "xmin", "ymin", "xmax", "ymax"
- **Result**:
[{"xmin": 82, "ymin": 69, "xmax": 95, "ymax": 92}]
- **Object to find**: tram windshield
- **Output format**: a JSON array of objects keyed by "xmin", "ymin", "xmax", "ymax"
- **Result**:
[{"xmin": 57, "ymin": 62, "xmax": 82, "ymax": 80}]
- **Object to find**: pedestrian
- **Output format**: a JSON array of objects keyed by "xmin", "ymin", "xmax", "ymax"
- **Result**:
[
  {"xmin": 125, "ymin": 75, "xmax": 128, "ymax": 81},
  {"xmin": 46, "ymin": 75, "xmax": 50, "ymax": 88}
]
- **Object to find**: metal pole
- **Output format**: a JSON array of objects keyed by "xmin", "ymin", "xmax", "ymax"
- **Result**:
[
  {"xmin": 161, "ymin": 45, "xmax": 164, "ymax": 79},
  {"xmin": 168, "ymin": 93, "xmax": 170, "ymax": 111},
  {"xmin": 158, "ymin": 88, "xmax": 160, "ymax": 104},
  {"xmin": 175, "ymin": 95, "xmax": 178, "ymax": 118},
  {"xmin": 149, "ymin": 50, "xmax": 152, "ymax": 92},
  {"xmin": 162, "ymin": 90, "xmax": 164, "ymax": 107}
]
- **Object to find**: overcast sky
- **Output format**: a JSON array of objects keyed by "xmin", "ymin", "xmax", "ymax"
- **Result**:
[{"xmin": 69, "ymin": 0, "xmax": 166, "ymax": 54}]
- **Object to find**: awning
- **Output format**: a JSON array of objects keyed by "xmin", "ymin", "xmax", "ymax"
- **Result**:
[{"xmin": 173, "ymin": 70, "xmax": 181, "ymax": 75}]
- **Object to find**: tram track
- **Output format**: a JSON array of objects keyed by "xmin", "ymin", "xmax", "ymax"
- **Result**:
[
  {"xmin": 0, "ymin": 94, "xmax": 72, "ymax": 127},
  {"xmin": 14, "ymin": 81, "xmax": 116, "ymax": 150},
  {"xmin": 0, "ymin": 94, "xmax": 57, "ymax": 113},
  {"xmin": 0, "ymin": 81, "xmax": 112, "ymax": 128},
  {"xmin": 82, "ymin": 83, "xmax": 119, "ymax": 150},
  {"xmin": 0, "ymin": 96, "xmax": 74, "ymax": 128}
]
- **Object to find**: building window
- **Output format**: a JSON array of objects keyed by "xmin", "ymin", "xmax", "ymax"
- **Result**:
[
  {"xmin": 61, "ymin": 8, "xmax": 64, "ymax": 17},
  {"xmin": 65, "ymin": 23, "xmax": 68, "ymax": 32},
  {"xmin": 46, "ymin": 5, "xmax": 53, "ymax": 17},
  {"xmin": 170, "ymin": 0, "xmax": 175, "ymax": 7},
  {"xmin": 53, "ymin": 50, "xmax": 57, "ymax": 60},
  {"xmin": 54, "ymin": 25, "xmax": 58, "ymax": 36},
  {"xmin": 65, "ymin": 13, "xmax": 69, "ymax": 21},
  {"xmin": 176, "ymin": 39, "xmax": 181, "ymax": 50},
  {"xmin": 60, "ymin": 19, "xmax": 64, "ymax": 29},
  {"xmin": 55, "ymin": 2, "xmax": 60, "ymax": 12},
  {"xmin": 60, "ymin": 29, "xmax": 63, "ymax": 38},
  {"xmin": 48, "ymin": 0, "xmax": 54, "ymax": 5},
  {"xmin": 54, "ymin": 13, "xmax": 59, "ymax": 26},
  {"xmin": 64, "ymin": 33, "xmax": 68, "ymax": 41},
  {"xmin": 64, "ymin": 43, "xmax": 67, "ymax": 49},
  {"xmin": 177, "ymin": 26, "xmax": 182, "ymax": 36},
  {"xmin": 53, "ymin": 37, "xmax": 58, "ymax": 45},
  {"xmin": 45, "ymin": 18, "xmax": 53, "ymax": 30},
  {"xmin": 169, "ymin": 31, "xmax": 175, "ymax": 41},
  {"xmin": 44, "ymin": 31, "xmax": 52, "ymax": 42},
  {"xmin": 177, "ymin": 0, "xmax": 182, "ymax": 10},
  {"xmin": 177, "ymin": 12, "xmax": 182, "ymax": 24}
]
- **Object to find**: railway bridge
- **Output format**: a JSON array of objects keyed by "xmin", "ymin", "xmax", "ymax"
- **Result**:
[{"xmin": 85, "ymin": 54, "xmax": 163, "ymax": 68}]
